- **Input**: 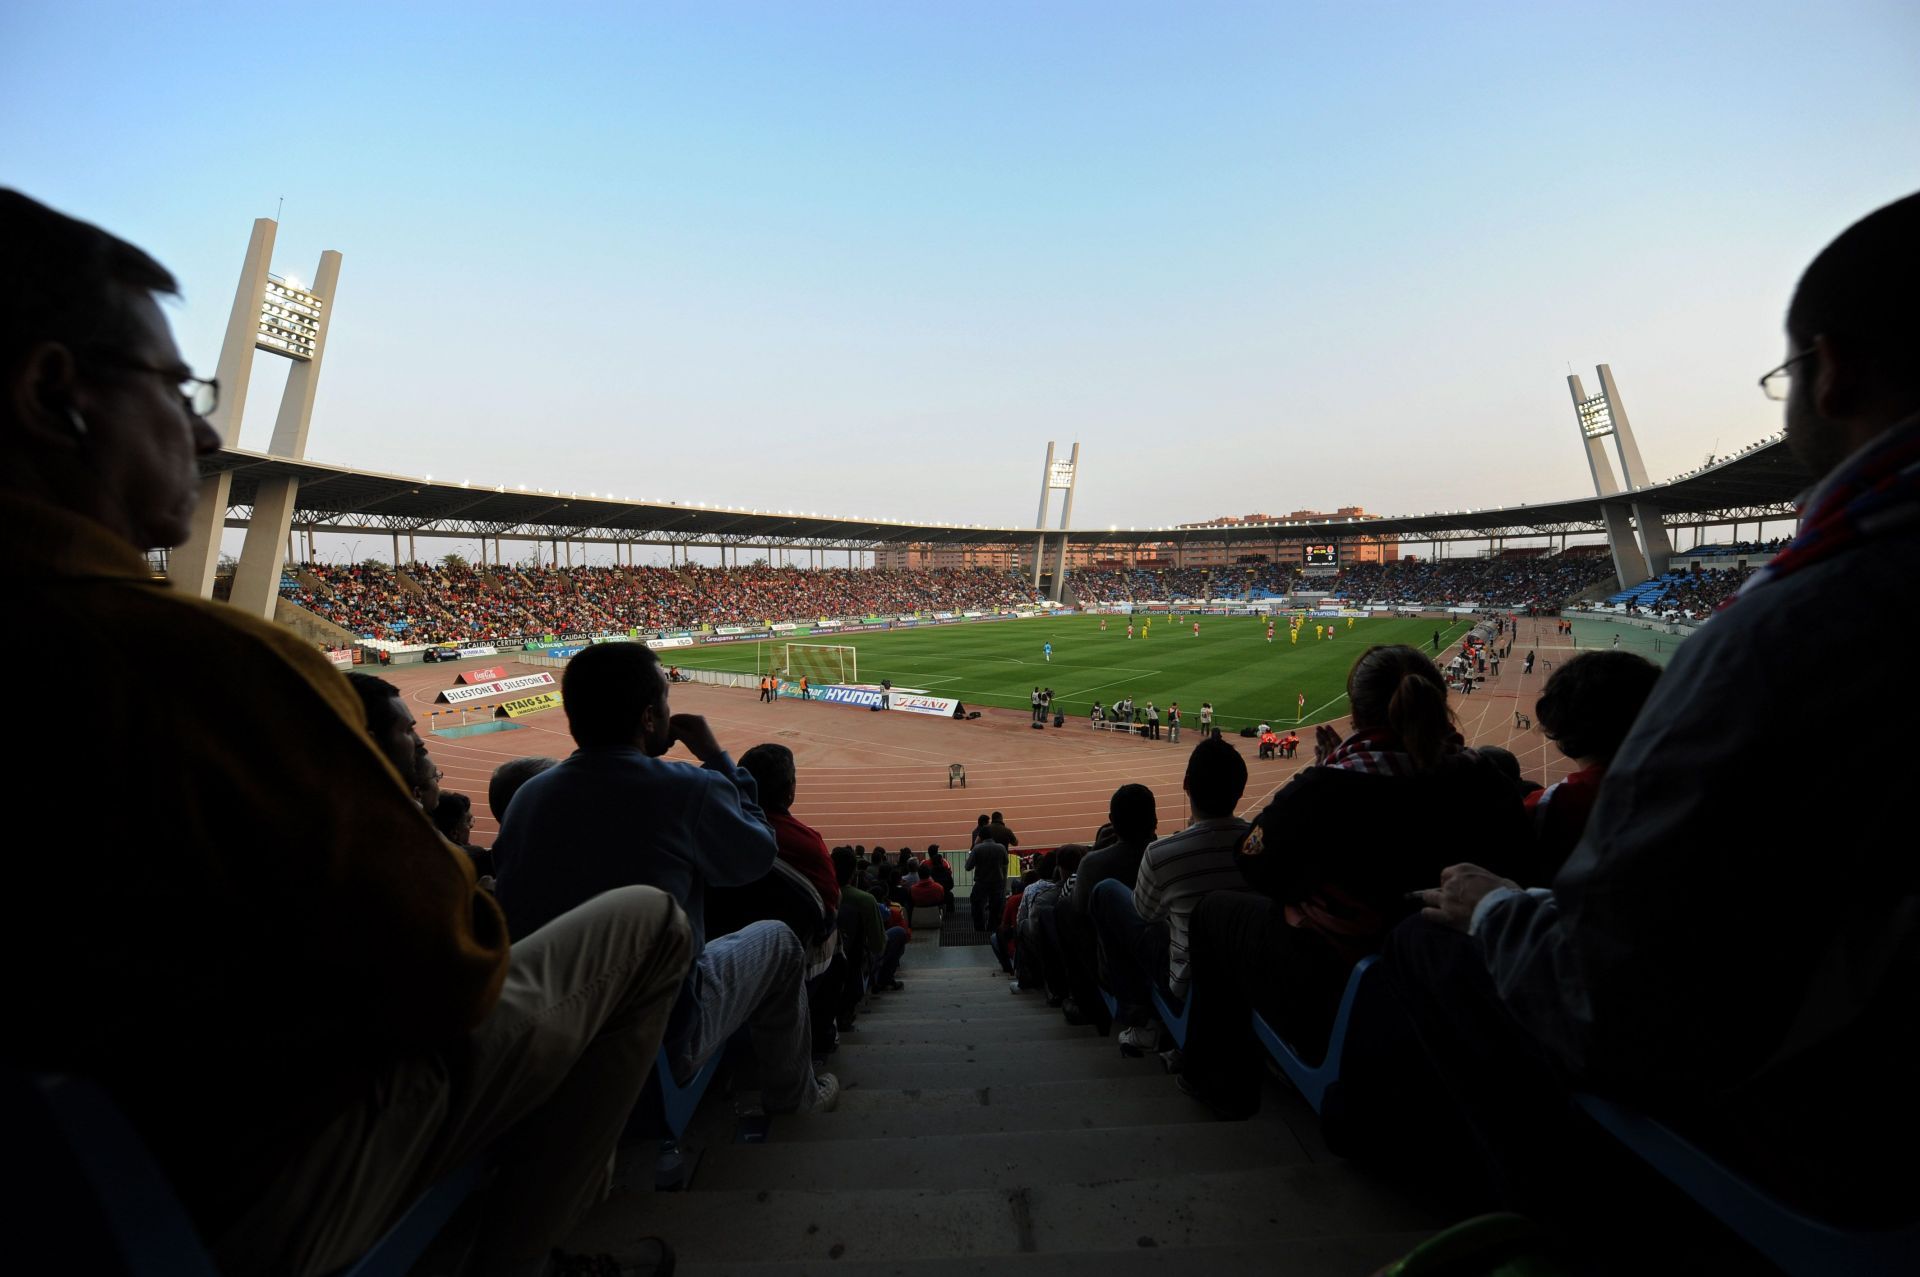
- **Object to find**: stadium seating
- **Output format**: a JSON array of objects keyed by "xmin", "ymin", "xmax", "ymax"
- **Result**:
[
  {"xmin": 1250, "ymin": 955, "xmax": 1380, "ymax": 1115},
  {"xmin": 1068, "ymin": 563, "xmax": 1299, "ymax": 603},
  {"xmin": 1329, "ymin": 555, "xmax": 1617, "ymax": 612},
  {"xmin": 278, "ymin": 562, "xmax": 1039, "ymax": 644},
  {"xmin": 1573, "ymin": 1092, "xmax": 1920, "ymax": 1277},
  {"xmin": 1602, "ymin": 566, "xmax": 1752, "ymax": 618},
  {"xmin": 18, "ymin": 1071, "xmax": 491, "ymax": 1277}
]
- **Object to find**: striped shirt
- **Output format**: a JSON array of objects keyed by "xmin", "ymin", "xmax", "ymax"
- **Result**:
[{"xmin": 1132, "ymin": 815, "xmax": 1251, "ymax": 999}]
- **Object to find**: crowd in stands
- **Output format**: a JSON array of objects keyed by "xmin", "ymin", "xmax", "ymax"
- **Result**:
[
  {"xmin": 1069, "ymin": 562, "xmax": 1299, "ymax": 603},
  {"xmin": 281, "ymin": 561, "xmax": 457, "ymax": 640},
  {"xmin": 1671, "ymin": 537, "xmax": 1787, "ymax": 559},
  {"xmin": 1330, "ymin": 554, "xmax": 1618, "ymax": 611},
  {"xmin": 1623, "ymin": 566, "xmax": 1755, "ymax": 619},
  {"xmin": 12, "ymin": 188, "xmax": 1919, "ymax": 1274},
  {"xmin": 280, "ymin": 561, "xmax": 1038, "ymax": 643}
]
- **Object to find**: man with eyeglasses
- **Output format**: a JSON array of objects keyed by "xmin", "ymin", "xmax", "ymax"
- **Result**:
[
  {"xmin": 1398, "ymin": 192, "xmax": 1920, "ymax": 1239},
  {"xmin": 2, "ymin": 189, "xmax": 693, "ymax": 1277}
]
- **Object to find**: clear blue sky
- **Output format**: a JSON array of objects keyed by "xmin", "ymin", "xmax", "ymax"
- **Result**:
[{"xmin": 4, "ymin": 1, "xmax": 1917, "ymax": 548}]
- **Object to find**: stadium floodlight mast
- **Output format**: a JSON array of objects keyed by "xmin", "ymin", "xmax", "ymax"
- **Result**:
[
  {"xmin": 1030, "ymin": 441, "xmax": 1082, "ymax": 602},
  {"xmin": 1566, "ymin": 364, "xmax": 1673, "ymax": 584},
  {"xmin": 172, "ymin": 213, "xmax": 343, "ymax": 617}
]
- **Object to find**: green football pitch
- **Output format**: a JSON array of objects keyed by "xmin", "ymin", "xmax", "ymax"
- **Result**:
[{"xmin": 664, "ymin": 614, "xmax": 1478, "ymax": 733}]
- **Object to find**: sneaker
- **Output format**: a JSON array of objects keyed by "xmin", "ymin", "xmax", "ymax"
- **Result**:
[
  {"xmin": 1118, "ymin": 1024, "xmax": 1162, "ymax": 1057},
  {"xmin": 1009, "ymin": 980, "xmax": 1023, "ymax": 994},
  {"xmin": 811, "ymin": 1072, "xmax": 842, "ymax": 1112},
  {"xmin": 546, "ymin": 1238, "xmax": 676, "ymax": 1275}
]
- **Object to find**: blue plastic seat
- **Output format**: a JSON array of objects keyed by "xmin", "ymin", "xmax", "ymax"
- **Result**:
[
  {"xmin": 1149, "ymin": 986, "xmax": 1190, "ymax": 1051},
  {"xmin": 633, "ymin": 1045, "xmax": 723, "ymax": 1145},
  {"xmin": 18, "ymin": 1071, "xmax": 488, "ymax": 1277},
  {"xmin": 1574, "ymin": 1093, "xmax": 1920, "ymax": 1277},
  {"xmin": 1250, "ymin": 954, "xmax": 1378, "ymax": 1113}
]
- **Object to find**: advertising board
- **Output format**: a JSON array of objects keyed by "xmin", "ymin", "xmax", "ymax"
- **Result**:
[{"xmin": 437, "ymin": 672, "xmax": 558, "ymax": 705}]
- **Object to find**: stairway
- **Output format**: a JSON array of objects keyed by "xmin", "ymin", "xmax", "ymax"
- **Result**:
[{"xmin": 569, "ymin": 937, "xmax": 1445, "ymax": 1274}]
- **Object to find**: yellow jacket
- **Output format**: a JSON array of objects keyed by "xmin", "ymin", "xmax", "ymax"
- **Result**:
[{"xmin": 5, "ymin": 494, "xmax": 508, "ymax": 1235}]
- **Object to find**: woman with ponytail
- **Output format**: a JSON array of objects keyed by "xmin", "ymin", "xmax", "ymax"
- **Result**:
[{"xmin": 1178, "ymin": 644, "xmax": 1530, "ymax": 1119}]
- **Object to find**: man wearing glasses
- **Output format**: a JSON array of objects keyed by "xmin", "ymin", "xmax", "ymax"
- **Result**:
[
  {"xmin": 2, "ymin": 190, "xmax": 693, "ymax": 1277},
  {"xmin": 1402, "ymin": 191, "xmax": 1920, "ymax": 1239}
]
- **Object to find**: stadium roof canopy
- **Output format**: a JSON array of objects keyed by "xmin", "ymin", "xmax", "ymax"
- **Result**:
[{"xmin": 205, "ymin": 434, "xmax": 1807, "ymax": 549}]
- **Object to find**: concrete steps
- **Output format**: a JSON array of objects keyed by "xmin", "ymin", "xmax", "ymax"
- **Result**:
[
  {"xmin": 770, "ymin": 1075, "xmax": 1296, "ymax": 1143},
  {"xmin": 574, "ymin": 1168, "xmax": 1441, "ymax": 1268},
  {"xmin": 571, "ymin": 932, "xmax": 1434, "ymax": 1275},
  {"xmin": 674, "ymin": 1237, "xmax": 1434, "ymax": 1277}
]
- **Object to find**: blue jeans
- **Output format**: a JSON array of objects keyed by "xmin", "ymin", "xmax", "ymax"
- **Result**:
[
  {"xmin": 1089, "ymin": 878, "xmax": 1171, "ymax": 1026},
  {"xmin": 875, "ymin": 926, "xmax": 908, "ymax": 984}
]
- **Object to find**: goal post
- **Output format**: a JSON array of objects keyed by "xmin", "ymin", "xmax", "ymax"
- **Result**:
[{"xmin": 783, "ymin": 642, "xmax": 857, "ymax": 686}]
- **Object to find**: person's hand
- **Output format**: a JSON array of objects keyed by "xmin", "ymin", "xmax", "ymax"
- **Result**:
[
  {"xmin": 669, "ymin": 713, "xmax": 725, "ymax": 765},
  {"xmin": 1313, "ymin": 723, "xmax": 1341, "ymax": 765},
  {"xmin": 1415, "ymin": 863, "xmax": 1521, "ymax": 932}
]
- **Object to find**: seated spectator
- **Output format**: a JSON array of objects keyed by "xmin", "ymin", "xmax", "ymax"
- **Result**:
[
  {"xmin": 1525, "ymin": 652, "xmax": 1661, "ymax": 876},
  {"xmin": 1403, "ymin": 193, "xmax": 1920, "ymax": 1233},
  {"xmin": 346, "ymin": 672, "xmax": 436, "ymax": 807},
  {"xmin": 871, "ymin": 866, "xmax": 910, "ymax": 992},
  {"xmin": 3, "ymin": 190, "xmax": 693, "ymax": 1275},
  {"xmin": 1053, "ymin": 787, "xmax": 1158, "ymax": 1030},
  {"xmin": 926, "ymin": 845, "xmax": 954, "ymax": 914},
  {"xmin": 430, "ymin": 790, "xmax": 492, "ymax": 879},
  {"xmin": 714, "ymin": 745, "xmax": 839, "ymax": 1050},
  {"xmin": 1089, "ymin": 736, "xmax": 1251, "ymax": 1055},
  {"xmin": 908, "ymin": 864, "xmax": 945, "ymax": 912},
  {"xmin": 992, "ymin": 877, "xmax": 1027, "ymax": 974},
  {"xmin": 1472, "ymin": 745, "xmax": 1540, "ymax": 802},
  {"xmin": 737, "ymin": 742, "xmax": 840, "ymax": 916},
  {"xmin": 493, "ymin": 641, "xmax": 838, "ymax": 1114},
  {"xmin": 830, "ymin": 847, "xmax": 886, "ymax": 1028},
  {"xmin": 489, "ymin": 755, "xmax": 559, "ymax": 825},
  {"xmin": 1258, "ymin": 728, "xmax": 1280, "ymax": 759},
  {"xmin": 731, "ymin": 744, "xmax": 841, "ymax": 1058},
  {"xmin": 1017, "ymin": 849, "xmax": 1085, "ymax": 1000},
  {"xmin": 1280, "ymin": 731, "xmax": 1300, "ymax": 758},
  {"xmin": 1011, "ymin": 852, "xmax": 1060, "ymax": 993},
  {"xmin": 1179, "ymin": 644, "xmax": 1527, "ymax": 1118}
]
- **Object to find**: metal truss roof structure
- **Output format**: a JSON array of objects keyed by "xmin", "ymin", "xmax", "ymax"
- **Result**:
[{"xmin": 205, "ymin": 433, "xmax": 1807, "ymax": 551}]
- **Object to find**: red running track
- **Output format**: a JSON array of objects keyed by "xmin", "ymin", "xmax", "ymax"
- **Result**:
[{"xmin": 385, "ymin": 629, "xmax": 1583, "ymax": 850}]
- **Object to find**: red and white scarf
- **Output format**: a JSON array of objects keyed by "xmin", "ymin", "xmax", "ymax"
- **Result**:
[{"xmin": 1725, "ymin": 416, "xmax": 1920, "ymax": 609}]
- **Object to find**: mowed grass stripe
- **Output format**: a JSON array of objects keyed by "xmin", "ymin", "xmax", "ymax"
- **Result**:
[{"xmin": 663, "ymin": 615, "xmax": 1474, "ymax": 732}]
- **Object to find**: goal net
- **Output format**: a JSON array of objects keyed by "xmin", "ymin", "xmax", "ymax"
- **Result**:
[{"xmin": 781, "ymin": 642, "xmax": 857, "ymax": 686}]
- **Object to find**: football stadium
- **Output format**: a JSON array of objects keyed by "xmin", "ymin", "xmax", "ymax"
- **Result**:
[{"xmin": 9, "ymin": 9, "xmax": 1917, "ymax": 1277}]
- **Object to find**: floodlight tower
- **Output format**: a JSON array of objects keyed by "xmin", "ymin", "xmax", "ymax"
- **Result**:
[
  {"xmin": 171, "ymin": 217, "xmax": 342, "ymax": 618},
  {"xmin": 1031, "ymin": 442, "xmax": 1080, "ymax": 601},
  {"xmin": 1567, "ymin": 365, "xmax": 1672, "ymax": 584}
]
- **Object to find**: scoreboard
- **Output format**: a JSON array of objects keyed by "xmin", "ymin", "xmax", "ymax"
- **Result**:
[{"xmin": 1305, "ymin": 544, "xmax": 1338, "ymax": 568}]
